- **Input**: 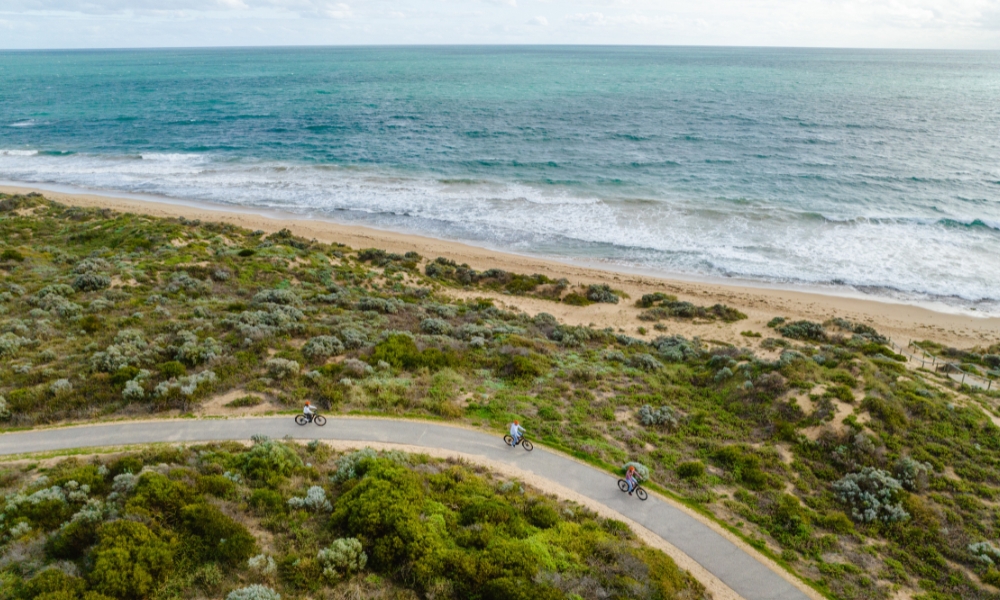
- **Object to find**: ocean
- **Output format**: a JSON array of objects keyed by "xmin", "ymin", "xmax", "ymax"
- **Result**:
[{"xmin": 1, "ymin": 46, "xmax": 998, "ymax": 312}]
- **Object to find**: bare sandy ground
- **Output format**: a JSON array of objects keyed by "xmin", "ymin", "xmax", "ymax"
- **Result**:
[{"xmin": 4, "ymin": 184, "xmax": 998, "ymax": 350}]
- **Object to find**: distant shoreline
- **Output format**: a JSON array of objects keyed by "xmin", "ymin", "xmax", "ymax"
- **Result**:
[{"xmin": 3, "ymin": 182, "xmax": 998, "ymax": 349}]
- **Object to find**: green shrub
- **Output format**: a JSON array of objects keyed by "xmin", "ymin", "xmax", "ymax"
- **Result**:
[
  {"xmin": 828, "ymin": 369, "xmax": 858, "ymax": 388},
  {"xmin": 712, "ymin": 446, "xmax": 770, "ymax": 490},
  {"xmin": 9, "ymin": 485, "xmax": 75, "ymax": 529},
  {"xmin": 197, "ymin": 474, "xmax": 236, "ymax": 498},
  {"xmin": 110, "ymin": 366, "xmax": 141, "ymax": 387},
  {"xmin": 158, "ymin": 361, "xmax": 187, "ymax": 379},
  {"xmin": 331, "ymin": 448, "xmax": 379, "ymax": 483},
  {"xmin": 637, "ymin": 295, "xmax": 746, "ymax": 323},
  {"xmin": 371, "ymin": 334, "xmax": 455, "ymax": 371},
  {"xmin": 80, "ymin": 314, "xmax": 103, "ymax": 334},
  {"xmin": 110, "ymin": 456, "xmax": 143, "ymax": 477},
  {"xmin": 181, "ymin": 503, "xmax": 257, "ymax": 565},
  {"xmin": 496, "ymin": 352, "xmax": 549, "ymax": 380},
  {"xmin": 249, "ymin": 489, "xmax": 286, "ymax": 515},
  {"xmin": 826, "ymin": 384, "xmax": 855, "ymax": 403},
  {"xmin": 88, "ymin": 520, "xmax": 174, "ymax": 599},
  {"xmin": 46, "ymin": 516, "xmax": 101, "ymax": 559},
  {"xmin": 817, "ymin": 511, "xmax": 855, "ymax": 534},
  {"xmin": 460, "ymin": 498, "xmax": 519, "ymax": 526},
  {"xmin": 526, "ymin": 502, "xmax": 559, "ymax": 529},
  {"xmin": 125, "ymin": 472, "xmax": 195, "ymax": 523},
  {"xmin": 561, "ymin": 292, "xmax": 591, "ymax": 306},
  {"xmin": 862, "ymin": 396, "xmax": 908, "ymax": 432},
  {"xmin": 278, "ymin": 554, "xmax": 323, "ymax": 591},
  {"xmin": 676, "ymin": 461, "xmax": 706, "ymax": 480},
  {"xmin": 332, "ymin": 460, "xmax": 428, "ymax": 569},
  {"xmin": 0, "ymin": 248, "xmax": 25, "ymax": 262},
  {"xmin": 21, "ymin": 568, "xmax": 87, "ymax": 598},
  {"xmin": 226, "ymin": 395, "xmax": 263, "ymax": 408},
  {"xmin": 240, "ymin": 439, "xmax": 302, "ymax": 483},
  {"xmin": 984, "ymin": 569, "xmax": 1000, "ymax": 587}
]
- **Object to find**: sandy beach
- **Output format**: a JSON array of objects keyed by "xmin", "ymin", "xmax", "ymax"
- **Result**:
[{"xmin": 4, "ymin": 183, "xmax": 998, "ymax": 351}]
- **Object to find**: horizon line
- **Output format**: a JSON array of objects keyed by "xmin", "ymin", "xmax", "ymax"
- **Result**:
[{"xmin": 2, "ymin": 43, "xmax": 1000, "ymax": 53}]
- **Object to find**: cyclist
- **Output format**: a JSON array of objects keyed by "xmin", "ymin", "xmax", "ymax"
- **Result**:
[
  {"xmin": 625, "ymin": 465, "xmax": 638, "ymax": 496},
  {"xmin": 303, "ymin": 401, "xmax": 316, "ymax": 423},
  {"xmin": 509, "ymin": 420, "xmax": 525, "ymax": 447}
]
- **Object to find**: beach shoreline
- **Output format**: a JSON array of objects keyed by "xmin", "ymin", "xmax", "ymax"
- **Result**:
[{"xmin": 3, "ymin": 182, "xmax": 998, "ymax": 350}]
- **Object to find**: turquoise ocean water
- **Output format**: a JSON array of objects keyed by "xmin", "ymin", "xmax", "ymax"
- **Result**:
[{"xmin": 1, "ymin": 47, "xmax": 999, "ymax": 311}]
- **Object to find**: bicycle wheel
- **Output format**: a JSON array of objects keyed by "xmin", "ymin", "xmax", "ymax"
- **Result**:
[
  {"xmin": 521, "ymin": 440, "xmax": 533, "ymax": 452},
  {"xmin": 617, "ymin": 479, "xmax": 629, "ymax": 493},
  {"xmin": 294, "ymin": 415, "xmax": 308, "ymax": 426},
  {"xmin": 636, "ymin": 487, "xmax": 648, "ymax": 501},
  {"xmin": 313, "ymin": 415, "xmax": 327, "ymax": 426},
  {"xmin": 503, "ymin": 434, "xmax": 514, "ymax": 447}
]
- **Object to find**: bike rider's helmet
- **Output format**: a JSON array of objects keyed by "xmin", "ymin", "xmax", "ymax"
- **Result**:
[
  {"xmin": 514, "ymin": 420, "xmax": 519, "ymax": 425},
  {"xmin": 305, "ymin": 401, "xmax": 311, "ymax": 406},
  {"xmin": 627, "ymin": 465, "xmax": 635, "ymax": 472}
]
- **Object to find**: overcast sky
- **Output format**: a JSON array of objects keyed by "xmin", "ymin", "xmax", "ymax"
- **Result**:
[{"xmin": 1, "ymin": 0, "xmax": 998, "ymax": 50}]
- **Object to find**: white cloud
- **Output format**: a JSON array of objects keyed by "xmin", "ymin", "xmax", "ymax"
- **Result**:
[
  {"xmin": 0, "ymin": 0, "xmax": 998, "ymax": 48},
  {"xmin": 324, "ymin": 2, "xmax": 351, "ymax": 18},
  {"xmin": 567, "ymin": 11, "xmax": 606, "ymax": 26},
  {"xmin": 566, "ymin": 11, "xmax": 670, "ymax": 27}
]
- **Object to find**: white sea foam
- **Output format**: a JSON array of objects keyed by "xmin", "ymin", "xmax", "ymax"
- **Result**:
[
  {"xmin": 0, "ymin": 149, "xmax": 39, "ymax": 156},
  {"xmin": 1, "ymin": 150, "xmax": 998, "ymax": 310},
  {"xmin": 139, "ymin": 153, "xmax": 206, "ymax": 163}
]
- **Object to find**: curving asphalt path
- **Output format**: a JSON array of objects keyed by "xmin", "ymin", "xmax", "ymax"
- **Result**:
[{"xmin": 0, "ymin": 417, "xmax": 811, "ymax": 600}]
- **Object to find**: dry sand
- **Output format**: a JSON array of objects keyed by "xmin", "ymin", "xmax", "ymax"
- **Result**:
[{"xmin": 4, "ymin": 183, "xmax": 998, "ymax": 350}]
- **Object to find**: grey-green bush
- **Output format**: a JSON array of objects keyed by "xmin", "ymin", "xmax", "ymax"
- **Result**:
[
  {"xmin": 226, "ymin": 585, "xmax": 281, "ymax": 600},
  {"xmin": 832, "ymin": 467, "xmax": 909, "ymax": 524},
  {"xmin": 317, "ymin": 537, "xmax": 368, "ymax": 580},
  {"xmin": 302, "ymin": 335, "xmax": 344, "ymax": 360},
  {"xmin": 586, "ymin": 284, "xmax": 619, "ymax": 304},
  {"xmin": 637, "ymin": 404, "xmax": 678, "ymax": 428},
  {"xmin": 265, "ymin": 358, "xmax": 300, "ymax": 380}
]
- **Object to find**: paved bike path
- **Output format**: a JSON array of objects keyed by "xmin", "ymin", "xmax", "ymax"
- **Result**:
[{"xmin": 0, "ymin": 418, "xmax": 810, "ymax": 600}]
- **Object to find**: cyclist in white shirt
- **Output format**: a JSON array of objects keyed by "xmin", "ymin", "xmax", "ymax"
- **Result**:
[{"xmin": 509, "ymin": 420, "xmax": 525, "ymax": 447}]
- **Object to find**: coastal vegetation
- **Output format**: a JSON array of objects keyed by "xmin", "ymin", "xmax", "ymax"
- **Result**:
[
  {"xmin": 0, "ymin": 441, "xmax": 703, "ymax": 599},
  {"xmin": 3, "ymin": 192, "xmax": 1000, "ymax": 599}
]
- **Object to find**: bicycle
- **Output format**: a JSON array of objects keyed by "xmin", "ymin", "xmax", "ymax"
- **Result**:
[
  {"xmin": 295, "ymin": 412, "xmax": 327, "ymax": 426},
  {"xmin": 617, "ymin": 479, "xmax": 648, "ymax": 501},
  {"xmin": 503, "ymin": 434, "xmax": 533, "ymax": 451}
]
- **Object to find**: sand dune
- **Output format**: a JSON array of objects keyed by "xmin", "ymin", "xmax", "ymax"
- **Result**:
[{"xmin": 4, "ymin": 183, "xmax": 997, "ymax": 351}]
